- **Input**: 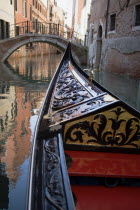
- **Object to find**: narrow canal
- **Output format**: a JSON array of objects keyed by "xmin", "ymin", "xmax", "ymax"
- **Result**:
[{"xmin": 0, "ymin": 44, "xmax": 140, "ymax": 210}]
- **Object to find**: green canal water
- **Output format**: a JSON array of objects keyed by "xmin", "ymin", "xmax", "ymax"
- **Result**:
[{"xmin": 0, "ymin": 46, "xmax": 140, "ymax": 209}]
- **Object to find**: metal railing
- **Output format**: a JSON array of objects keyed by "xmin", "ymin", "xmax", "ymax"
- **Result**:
[{"xmin": 0, "ymin": 21, "xmax": 84, "ymax": 45}]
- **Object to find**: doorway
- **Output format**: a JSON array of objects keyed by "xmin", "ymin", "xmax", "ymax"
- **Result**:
[{"xmin": 95, "ymin": 25, "xmax": 102, "ymax": 70}]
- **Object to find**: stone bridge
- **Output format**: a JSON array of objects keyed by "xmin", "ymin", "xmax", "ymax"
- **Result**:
[{"xmin": 0, "ymin": 34, "xmax": 87, "ymax": 65}]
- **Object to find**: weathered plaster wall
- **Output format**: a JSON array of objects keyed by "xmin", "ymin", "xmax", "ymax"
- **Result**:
[
  {"xmin": 101, "ymin": 39, "xmax": 140, "ymax": 78},
  {"xmin": 87, "ymin": 0, "xmax": 140, "ymax": 78}
]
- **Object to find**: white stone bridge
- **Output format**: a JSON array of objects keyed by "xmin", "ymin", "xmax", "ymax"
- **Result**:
[{"xmin": 0, "ymin": 34, "xmax": 87, "ymax": 64}]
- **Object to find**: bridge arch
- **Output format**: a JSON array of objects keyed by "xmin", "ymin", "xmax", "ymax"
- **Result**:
[
  {"xmin": 2, "ymin": 36, "xmax": 67, "ymax": 62},
  {"xmin": 0, "ymin": 34, "xmax": 86, "ymax": 64}
]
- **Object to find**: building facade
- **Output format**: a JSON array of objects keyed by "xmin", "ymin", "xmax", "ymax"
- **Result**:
[
  {"xmin": 72, "ymin": 0, "xmax": 92, "ymax": 45},
  {"xmin": 14, "ymin": 0, "xmax": 48, "ymax": 35},
  {"xmin": 14, "ymin": 0, "xmax": 32, "ymax": 35},
  {"xmin": 87, "ymin": 0, "xmax": 140, "ymax": 78},
  {"xmin": 46, "ymin": 0, "xmax": 65, "ymax": 37},
  {"xmin": 10, "ymin": 0, "xmax": 65, "ymax": 57},
  {"xmin": 0, "ymin": 0, "xmax": 66, "ymax": 38},
  {"xmin": 32, "ymin": 0, "xmax": 47, "ymax": 34},
  {"xmin": 0, "ymin": 0, "xmax": 15, "ymax": 39}
]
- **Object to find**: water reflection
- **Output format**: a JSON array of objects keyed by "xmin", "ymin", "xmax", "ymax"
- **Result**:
[
  {"xmin": 0, "ymin": 52, "xmax": 62, "ymax": 210},
  {"xmin": 94, "ymin": 71, "xmax": 140, "ymax": 111},
  {"xmin": 6, "ymin": 52, "xmax": 58, "ymax": 82},
  {"xmin": 0, "ymin": 163, "xmax": 9, "ymax": 209}
]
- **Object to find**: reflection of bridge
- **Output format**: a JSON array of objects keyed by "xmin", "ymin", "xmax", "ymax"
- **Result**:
[{"xmin": 0, "ymin": 22, "xmax": 87, "ymax": 64}]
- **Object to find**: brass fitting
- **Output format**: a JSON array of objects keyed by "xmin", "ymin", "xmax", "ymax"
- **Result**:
[{"xmin": 89, "ymin": 70, "xmax": 94, "ymax": 82}]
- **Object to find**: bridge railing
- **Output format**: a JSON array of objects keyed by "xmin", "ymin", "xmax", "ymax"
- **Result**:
[{"xmin": 0, "ymin": 21, "xmax": 84, "ymax": 46}]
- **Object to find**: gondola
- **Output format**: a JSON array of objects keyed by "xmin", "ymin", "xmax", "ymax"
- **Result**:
[{"xmin": 26, "ymin": 42, "xmax": 140, "ymax": 210}]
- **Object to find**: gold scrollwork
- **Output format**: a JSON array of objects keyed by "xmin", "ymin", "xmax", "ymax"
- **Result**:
[{"xmin": 64, "ymin": 106, "xmax": 140, "ymax": 149}]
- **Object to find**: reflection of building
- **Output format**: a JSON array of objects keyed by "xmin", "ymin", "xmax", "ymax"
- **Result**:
[
  {"xmin": 0, "ymin": 0, "xmax": 15, "ymax": 39},
  {"xmin": 8, "ymin": 47, "xmax": 62, "ymax": 81},
  {"xmin": 0, "ymin": 85, "xmax": 16, "ymax": 142},
  {"xmin": 0, "ymin": 84, "xmax": 31, "ymax": 182},
  {"xmin": 87, "ymin": 0, "xmax": 140, "ymax": 78},
  {"xmin": 0, "ymin": 51, "xmax": 62, "ymax": 182},
  {"xmin": 0, "ymin": 82, "xmax": 46, "ymax": 182},
  {"xmin": 0, "ymin": 84, "xmax": 32, "ymax": 181},
  {"xmin": 1, "ymin": 86, "xmax": 32, "ymax": 181}
]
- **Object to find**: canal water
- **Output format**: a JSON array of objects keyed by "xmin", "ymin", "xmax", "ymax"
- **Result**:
[
  {"xmin": 0, "ymin": 49, "xmax": 62, "ymax": 210},
  {"xmin": 0, "ymin": 45, "xmax": 140, "ymax": 210}
]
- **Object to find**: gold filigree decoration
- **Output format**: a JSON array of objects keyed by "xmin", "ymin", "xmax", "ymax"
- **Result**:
[{"xmin": 64, "ymin": 106, "xmax": 140, "ymax": 149}]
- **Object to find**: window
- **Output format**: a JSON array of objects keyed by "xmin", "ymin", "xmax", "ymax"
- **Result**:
[
  {"xmin": 84, "ymin": 0, "xmax": 86, "ymax": 6},
  {"xmin": 47, "ymin": 0, "xmax": 48, "ymax": 9},
  {"xmin": 54, "ymin": 0, "xmax": 57, "ymax": 6},
  {"xmin": 90, "ymin": 28, "xmax": 94, "ymax": 43},
  {"xmin": 0, "ymin": 19, "xmax": 5, "ymax": 39},
  {"xmin": 36, "ymin": 19, "xmax": 38, "ymax": 32},
  {"xmin": 110, "ymin": 14, "xmax": 116, "ymax": 31},
  {"xmin": 15, "ymin": 26, "xmax": 19, "ymax": 36},
  {"xmin": 22, "ymin": 0, "xmax": 25, "ymax": 16},
  {"xmin": 6, "ymin": 22, "xmax": 10, "ymax": 38},
  {"xmin": 135, "ymin": 4, "xmax": 140, "ymax": 26},
  {"xmin": 25, "ymin": 1, "xmax": 27, "ymax": 18},
  {"xmin": 14, "ymin": 0, "xmax": 17, "ymax": 11},
  {"xmin": 84, "ymin": 34, "xmax": 87, "ymax": 46},
  {"xmin": 50, "ymin": 6, "xmax": 53, "ymax": 20},
  {"xmin": 33, "ymin": 17, "xmax": 35, "ymax": 30},
  {"xmin": 30, "ymin": 7, "xmax": 32, "ymax": 21}
]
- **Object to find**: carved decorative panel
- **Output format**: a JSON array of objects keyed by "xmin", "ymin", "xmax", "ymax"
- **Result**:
[
  {"xmin": 64, "ymin": 106, "xmax": 140, "ymax": 150},
  {"xmin": 43, "ymin": 137, "xmax": 66, "ymax": 209},
  {"xmin": 50, "ymin": 94, "xmax": 117, "ymax": 125},
  {"xmin": 50, "ymin": 60, "xmax": 103, "ymax": 111}
]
